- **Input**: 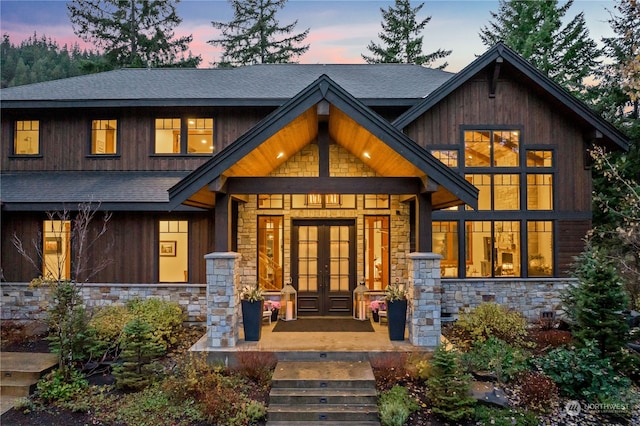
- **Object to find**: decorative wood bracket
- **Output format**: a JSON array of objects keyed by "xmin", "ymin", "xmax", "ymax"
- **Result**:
[{"xmin": 489, "ymin": 57, "xmax": 503, "ymax": 98}]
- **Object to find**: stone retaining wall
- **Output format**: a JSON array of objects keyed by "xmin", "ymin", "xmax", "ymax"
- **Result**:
[
  {"xmin": 441, "ymin": 278, "xmax": 575, "ymax": 320},
  {"xmin": 2, "ymin": 278, "xmax": 573, "ymax": 326},
  {"xmin": 1, "ymin": 282, "xmax": 207, "ymax": 323}
]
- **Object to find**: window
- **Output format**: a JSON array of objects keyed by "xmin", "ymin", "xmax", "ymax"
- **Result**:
[
  {"xmin": 431, "ymin": 150, "xmax": 458, "ymax": 168},
  {"xmin": 364, "ymin": 216, "xmax": 389, "ymax": 289},
  {"xmin": 527, "ymin": 221, "xmax": 553, "ymax": 276},
  {"xmin": 465, "ymin": 130, "xmax": 519, "ymax": 167},
  {"xmin": 159, "ymin": 220, "xmax": 188, "ymax": 282},
  {"xmin": 432, "ymin": 221, "xmax": 459, "ymax": 277},
  {"xmin": 258, "ymin": 194, "xmax": 284, "ymax": 209},
  {"xmin": 434, "ymin": 128, "xmax": 557, "ymax": 278},
  {"xmin": 14, "ymin": 120, "xmax": 40, "ymax": 155},
  {"xmin": 258, "ymin": 216, "xmax": 284, "ymax": 290},
  {"xmin": 91, "ymin": 119, "xmax": 117, "ymax": 154},
  {"xmin": 364, "ymin": 195, "xmax": 389, "ymax": 209},
  {"xmin": 154, "ymin": 118, "xmax": 214, "ymax": 154},
  {"xmin": 43, "ymin": 220, "xmax": 70, "ymax": 280},
  {"xmin": 155, "ymin": 118, "xmax": 181, "ymax": 153},
  {"xmin": 465, "ymin": 221, "xmax": 520, "ymax": 277},
  {"xmin": 291, "ymin": 194, "xmax": 356, "ymax": 209}
]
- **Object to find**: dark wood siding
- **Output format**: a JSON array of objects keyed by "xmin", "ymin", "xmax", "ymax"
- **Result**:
[
  {"xmin": 405, "ymin": 73, "xmax": 592, "ymax": 213},
  {"xmin": 1, "ymin": 211, "xmax": 213, "ymax": 284},
  {"xmin": 557, "ymin": 220, "xmax": 590, "ymax": 276},
  {"xmin": 2, "ymin": 106, "xmax": 274, "ymax": 172}
]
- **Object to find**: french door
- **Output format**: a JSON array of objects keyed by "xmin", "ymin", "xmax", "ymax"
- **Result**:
[{"xmin": 292, "ymin": 219, "xmax": 356, "ymax": 316}]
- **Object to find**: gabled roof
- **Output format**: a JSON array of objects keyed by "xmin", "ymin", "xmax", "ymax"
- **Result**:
[
  {"xmin": 0, "ymin": 171, "xmax": 201, "ymax": 211},
  {"xmin": 0, "ymin": 64, "xmax": 453, "ymax": 109},
  {"xmin": 168, "ymin": 74, "xmax": 478, "ymax": 211},
  {"xmin": 393, "ymin": 42, "xmax": 629, "ymax": 152}
]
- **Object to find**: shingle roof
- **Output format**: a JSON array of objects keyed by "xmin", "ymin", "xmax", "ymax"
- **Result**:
[
  {"xmin": 0, "ymin": 64, "xmax": 453, "ymax": 107},
  {"xmin": 0, "ymin": 171, "xmax": 193, "ymax": 211}
]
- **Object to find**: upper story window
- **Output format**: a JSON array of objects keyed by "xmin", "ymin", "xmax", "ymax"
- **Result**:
[
  {"xmin": 155, "ymin": 117, "xmax": 214, "ymax": 155},
  {"xmin": 431, "ymin": 149, "xmax": 459, "ymax": 168},
  {"xmin": 91, "ymin": 119, "xmax": 118, "ymax": 155},
  {"xmin": 465, "ymin": 130, "xmax": 519, "ymax": 167},
  {"xmin": 14, "ymin": 120, "xmax": 40, "ymax": 155}
]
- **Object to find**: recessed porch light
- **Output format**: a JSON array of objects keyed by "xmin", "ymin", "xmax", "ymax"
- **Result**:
[
  {"xmin": 276, "ymin": 152, "xmax": 284, "ymax": 159},
  {"xmin": 363, "ymin": 152, "xmax": 371, "ymax": 159}
]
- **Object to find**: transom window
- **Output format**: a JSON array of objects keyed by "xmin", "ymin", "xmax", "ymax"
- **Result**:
[
  {"xmin": 291, "ymin": 194, "xmax": 356, "ymax": 209},
  {"xmin": 154, "ymin": 118, "xmax": 214, "ymax": 154},
  {"xmin": 14, "ymin": 120, "xmax": 40, "ymax": 155}
]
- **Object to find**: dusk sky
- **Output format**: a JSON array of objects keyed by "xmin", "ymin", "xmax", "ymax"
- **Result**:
[{"xmin": 0, "ymin": 0, "xmax": 616, "ymax": 72}]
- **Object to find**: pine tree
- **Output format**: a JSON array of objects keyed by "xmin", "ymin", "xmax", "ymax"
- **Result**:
[
  {"xmin": 362, "ymin": 0, "xmax": 451, "ymax": 69},
  {"xmin": 112, "ymin": 317, "xmax": 165, "ymax": 391},
  {"xmin": 67, "ymin": 0, "xmax": 201, "ymax": 68},
  {"xmin": 564, "ymin": 244, "xmax": 630, "ymax": 360},
  {"xmin": 426, "ymin": 345, "xmax": 476, "ymax": 422},
  {"xmin": 209, "ymin": 0, "xmax": 309, "ymax": 67},
  {"xmin": 479, "ymin": 0, "xmax": 600, "ymax": 97}
]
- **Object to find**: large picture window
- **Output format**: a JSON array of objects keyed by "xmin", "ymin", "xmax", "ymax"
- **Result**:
[
  {"xmin": 434, "ymin": 128, "xmax": 556, "ymax": 278},
  {"xmin": 159, "ymin": 220, "xmax": 188, "ymax": 282},
  {"xmin": 14, "ymin": 120, "xmax": 40, "ymax": 155}
]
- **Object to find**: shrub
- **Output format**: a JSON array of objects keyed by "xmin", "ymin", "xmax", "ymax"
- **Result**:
[
  {"xmin": 37, "ymin": 368, "xmax": 88, "ymax": 402},
  {"xmin": 234, "ymin": 350, "xmax": 278, "ymax": 386},
  {"xmin": 162, "ymin": 352, "xmax": 261, "ymax": 425},
  {"xmin": 474, "ymin": 406, "xmax": 539, "ymax": 426},
  {"xmin": 564, "ymin": 245, "xmax": 630, "ymax": 361},
  {"xmin": 460, "ymin": 336, "xmax": 530, "ymax": 383},
  {"xmin": 112, "ymin": 318, "xmax": 165, "ymax": 391},
  {"xmin": 456, "ymin": 303, "xmax": 529, "ymax": 346},
  {"xmin": 426, "ymin": 345, "xmax": 476, "ymax": 422},
  {"xmin": 86, "ymin": 304, "xmax": 133, "ymax": 361},
  {"xmin": 518, "ymin": 371, "xmax": 558, "ymax": 410},
  {"xmin": 378, "ymin": 385, "xmax": 419, "ymax": 426},
  {"xmin": 535, "ymin": 341, "xmax": 631, "ymax": 403},
  {"xmin": 370, "ymin": 352, "xmax": 408, "ymax": 388},
  {"xmin": 127, "ymin": 298, "xmax": 185, "ymax": 350}
]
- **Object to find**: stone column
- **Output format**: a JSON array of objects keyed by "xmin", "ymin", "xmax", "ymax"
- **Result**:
[
  {"xmin": 407, "ymin": 252, "xmax": 441, "ymax": 348},
  {"xmin": 205, "ymin": 252, "xmax": 241, "ymax": 347}
]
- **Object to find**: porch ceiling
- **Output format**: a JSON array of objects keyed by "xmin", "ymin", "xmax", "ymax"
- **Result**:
[{"xmin": 222, "ymin": 103, "xmax": 425, "ymax": 179}]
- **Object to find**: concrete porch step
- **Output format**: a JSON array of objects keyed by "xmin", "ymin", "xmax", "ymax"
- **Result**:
[
  {"xmin": 269, "ymin": 387, "xmax": 377, "ymax": 405},
  {"xmin": 0, "ymin": 352, "xmax": 58, "ymax": 414},
  {"xmin": 267, "ymin": 360, "xmax": 379, "ymax": 425},
  {"xmin": 267, "ymin": 404, "xmax": 379, "ymax": 422}
]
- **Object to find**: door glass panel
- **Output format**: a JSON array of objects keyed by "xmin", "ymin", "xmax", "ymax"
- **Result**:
[
  {"xmin": 298, "ymin": 226, "xmax": 318, "ymax": 292},
  {"xmin": 329, "ymin": 225, "xmax": 350, "ymax": 292}
]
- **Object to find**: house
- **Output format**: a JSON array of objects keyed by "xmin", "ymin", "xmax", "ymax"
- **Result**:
[{"xmin": 0, "ymin": 43, "xmax": 628, "ymax": 348}]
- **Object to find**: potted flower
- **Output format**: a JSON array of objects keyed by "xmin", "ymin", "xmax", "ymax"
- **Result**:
[
  {"xmin": 369, "ymin": 300, "xmax": 386, "ymax": 322},
  {"xmin": 384, "ymin": 280, "xmax": 408, "ymax": 341},
  {"xmin": 265, "ymin": 300, "xmax": 281, "ymax": 322},
  {"xmin": 240, "ymin": 284, "xmax": 264, "ymax": 341}
]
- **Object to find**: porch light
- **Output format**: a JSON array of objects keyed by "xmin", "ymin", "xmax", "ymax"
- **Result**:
[
  {"xmin": 353, "ymin": 281, "xmax": 370, "ymax": 321},
  {"xmin": 276, "ymin": 152, "xmax": 284, "ymax": 159},
  {"xmin": 363, "ymin": 152, "xmax": 371, "ymax": 159},
  {"xmin": 280, "ymin": 279, "xmax": 297, "ymax": 321}
]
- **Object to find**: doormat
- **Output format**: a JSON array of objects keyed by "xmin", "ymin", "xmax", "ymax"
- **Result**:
[{"xmin": 272, "ymin": 318, "xmax": 374, "ymax": 332}]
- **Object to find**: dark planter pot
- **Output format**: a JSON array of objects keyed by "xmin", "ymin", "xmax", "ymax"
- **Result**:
[
  {"xmin": 241, "ymin": 299, "xmax": 263, "ymax": 341},
  {"xmin": 372, "ymin": 311, "xmax": 380, "ymax": 322},
  {"xmin": 387, "ymin": 299, "xmax": 407, "ymax": 341},
  {"xmin": 271, "ymin": 308, "xmax": 279, "ymax": 322}
]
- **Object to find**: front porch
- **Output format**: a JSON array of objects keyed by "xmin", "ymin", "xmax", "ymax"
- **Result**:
[{"xmin": 191, "ymin": 316, "xmax": 441, "ymax": 364}]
